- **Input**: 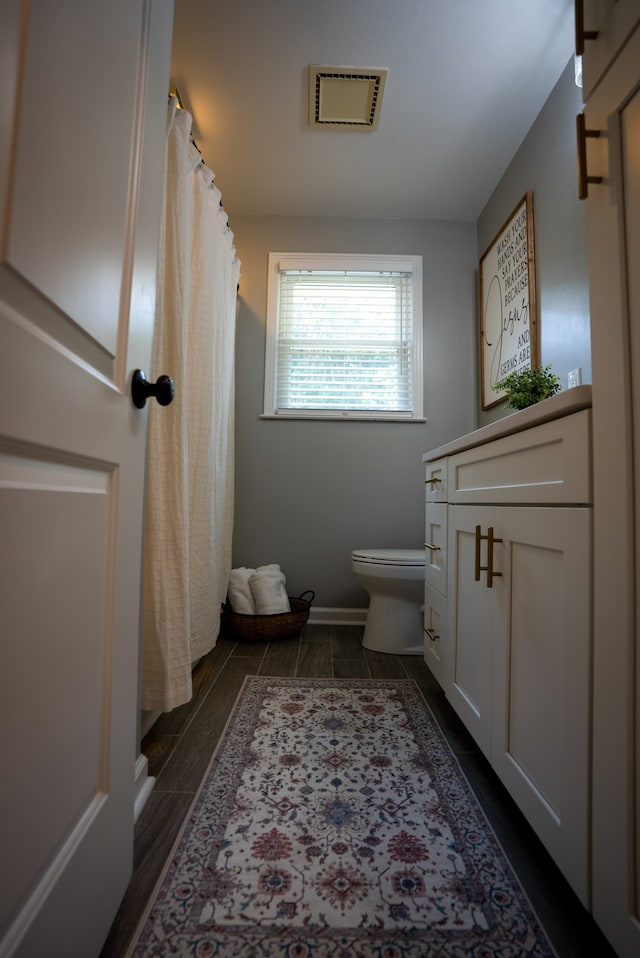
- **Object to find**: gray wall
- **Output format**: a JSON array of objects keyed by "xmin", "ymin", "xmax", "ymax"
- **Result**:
[
  {"xmin": 231, "ymin": 217, "xmax": 477, "ymax": 608},
  {"xmin": 228, "ymin": 59, "xmax": 590, "ymax": 610},
  {"xmin": 477, "ymin": 59, "xmax": 590, "ymax": 427}
]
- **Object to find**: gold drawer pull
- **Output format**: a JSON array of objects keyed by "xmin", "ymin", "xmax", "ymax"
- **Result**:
[
  {"xmin": 576, "ymin": 113, "xmax": 602, "ymax": 200},
  {"xmin": 423, "ymin": 627, "xmax": 439, "ymax": 641},
  {"xmin": 424, "ymin": 542, "xmax": 440, "ymax": 552},
  {"xmin": 486, "ymin": 526, "xmax": 503, "ymax": 589},
  {"xmin": 475, "ymin": 525, "xmax": 503, "ymax": 588},
  {"xmin": 425, "ymin": 476, "xmax": 440, "ymax": 486},
  {"xmin": 474, "ymin": 525, "xmax": 482, "ymax": 581}
]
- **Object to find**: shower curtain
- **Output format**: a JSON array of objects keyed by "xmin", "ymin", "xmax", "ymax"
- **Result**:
[{"xmin": 140, "ymin": 99, "xmax": 240, "ymax": 711}]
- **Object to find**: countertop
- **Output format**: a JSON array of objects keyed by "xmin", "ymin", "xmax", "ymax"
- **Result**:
[{"xmin": 423, "ymin": 384, "xmax": 592, "ymax": 462}]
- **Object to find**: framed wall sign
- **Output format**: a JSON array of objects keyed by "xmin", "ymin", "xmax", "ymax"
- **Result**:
[{"xmin": 479, "ymin": 192, "xmax": 538, "ymax": 409}]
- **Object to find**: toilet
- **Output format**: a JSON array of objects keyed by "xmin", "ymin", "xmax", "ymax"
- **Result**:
[{"xmin": 351, "ymin": 548, "xmax": 425, "ymax": 655}]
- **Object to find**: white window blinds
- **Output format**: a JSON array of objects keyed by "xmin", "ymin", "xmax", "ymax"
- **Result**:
[{"xmin": 264, "ymin": 254, "xmax": 423, "ymax": 420}]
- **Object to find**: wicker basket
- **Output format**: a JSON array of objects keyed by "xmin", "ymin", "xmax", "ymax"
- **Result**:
[{"xmin": 220, "ymin": 590, "xmax": 315, "ymax": 642}]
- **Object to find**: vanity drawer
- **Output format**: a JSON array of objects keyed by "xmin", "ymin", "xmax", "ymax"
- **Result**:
[
  {"xmin": 425, "ymin": 502, "xmax": 447, "ymax": 594},
  {"xmin": 424, "ymin": 583, "xmax": 446, "ymax": 688},
  {"xmin": 425, "ymin": 457, "xmax": 447, "ymax": 502},
  {"xmin": 448, "ymin": 409, "xmax": 592, "ymax": 505}
]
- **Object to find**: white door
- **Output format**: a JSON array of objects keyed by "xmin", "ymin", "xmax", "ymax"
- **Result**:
[{"xmin": 0, "ymin": 3, "xmax": 173, "ymax": 957}]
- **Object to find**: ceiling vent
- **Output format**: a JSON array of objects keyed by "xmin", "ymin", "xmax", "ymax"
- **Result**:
[{"xmin": 308, "ymin": 65, "xmax": 388, "ymax": 131}]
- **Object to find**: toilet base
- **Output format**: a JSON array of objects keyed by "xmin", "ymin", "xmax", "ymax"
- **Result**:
[{"xmin": 361, "ymin": 594, "xmax": 424, "ymax": 655}]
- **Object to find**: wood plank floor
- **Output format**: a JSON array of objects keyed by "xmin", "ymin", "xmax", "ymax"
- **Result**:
[{"xmin": 100, "ymin": 624, "xmax": 616, "ymax": 958}]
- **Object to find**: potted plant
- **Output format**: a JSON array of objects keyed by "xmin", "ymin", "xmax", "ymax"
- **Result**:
[{"xmin": 495, "ymin": 364, "xmax": 562, "ymax": 410}]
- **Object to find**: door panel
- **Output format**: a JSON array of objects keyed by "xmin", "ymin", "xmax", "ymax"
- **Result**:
[
  {"xmin": 1, "ymin": 471, "xmax": 111, "ymax": 932},
  {"xmin": 6, "ymin": 1, "xmax": 143, "ymax": 357},
  {"xmin": 491, "ymin": 507, "xmax": 591, "ymax": 906},
  {"xmin": 505, "ymin": 537, "xmax": 564, "ymax": 811},
  {"xmin": 446, "ymin": 505, "xmax": 496, "ymax": 757},
  {"xmin": 0, "ymin": 2, "xmax": 173, "ymax": 956}
]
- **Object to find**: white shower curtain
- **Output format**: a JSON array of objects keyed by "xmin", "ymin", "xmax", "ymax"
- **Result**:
[{"xmin": 140, "ymin": 100, "xmax": 240, "ymax": 711}]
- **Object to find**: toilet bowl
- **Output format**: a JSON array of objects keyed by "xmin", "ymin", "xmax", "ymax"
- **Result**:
[{"xmin": 351, "ymin": 548, "xmax": 425, "ymax": 655}]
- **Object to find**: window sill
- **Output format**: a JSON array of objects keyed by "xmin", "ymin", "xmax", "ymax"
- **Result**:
[{"xmin": 260, "ymin": 414, "xmax": 428, "ymax": 423}]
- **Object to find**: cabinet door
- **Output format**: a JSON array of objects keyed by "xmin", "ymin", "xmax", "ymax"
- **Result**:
[
  {"xmin": 446, "ymin": 505, "xmax": 498, "ymax": 757},
  {"xmin": 586, "ymin": 24, "xmax": 640, "ymax": 958},
  {"xmin": 491, "ymin": 507, "xmax": 591, "ymax": 907},
  {"xmin": 580, "ymin": 0, "xmax": 640, "ymax": 97}
]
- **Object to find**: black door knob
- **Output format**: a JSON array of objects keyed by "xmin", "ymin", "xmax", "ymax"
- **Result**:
[{"xmin": 131, "ymin": 369, "xmax": 175, "ymax": 409}]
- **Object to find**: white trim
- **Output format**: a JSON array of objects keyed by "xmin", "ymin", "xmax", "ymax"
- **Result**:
[
  {"xmin": 264, "ymin": 252, "xmax": 424, "ymax": 420},
  {"xmin": 260, "ymin": 414, "xmax": 427, "ymax": 423},
  {"xmin": 308, "ymin": 606, "xmax": 367, "ymax": 626},
  {"xmin": 274, "ymin": 253, "xmax": 419, "ymax": 272},
  {"xmin": 134, "ymin": 752, "xmax": 155, "ymax": 824}
]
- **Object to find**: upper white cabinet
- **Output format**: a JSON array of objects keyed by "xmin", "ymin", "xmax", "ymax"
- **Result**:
[
  {"xmin": 424, "ymin": 399, "xmax": 593, "ymax": 906},
  {"xmin": 582, "ymin": 9, "xmax": 640, "ymax": 957},
  {"xmin": 579, "ymin": 0, "xmax": 640, "ymax": 96}
]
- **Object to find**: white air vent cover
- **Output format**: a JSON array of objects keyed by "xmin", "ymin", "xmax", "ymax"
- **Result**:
[{"xmin": 309, "ymin": 65, "xmax": 387, "ymax": 130}]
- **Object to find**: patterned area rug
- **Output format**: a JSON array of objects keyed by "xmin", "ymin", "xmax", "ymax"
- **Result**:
[{"xmin": 128, "ymin": 677, "xmax": 556, "ymax": 957}]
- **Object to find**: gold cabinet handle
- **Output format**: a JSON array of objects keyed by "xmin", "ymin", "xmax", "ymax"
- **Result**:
[
  {"xmin": 485, "ymin": 526, "xmax": 503, "ymax": 589},
  {"xmin": 575, "ymin": 0, "xmax": 599, "ymax": 56},
  {"xmin": 474, "ymin": 525, "xmax": 482, "ymax": 581},
  {"xmin": 423, "ymin": 626, "xmax": 439, "ymax": 641},
  {"xmin": 425, "ymin": 476, "xmax": 440, "ymax": 487},
  {"xmin": 475, "ymin": 525, "xmax": 502, "ymax": 587},
  {"xmin": 424, "ymin": 542, "xmax": 440, "ymax": 552},
  {"xmin": 576, "ymin": 113, "xmax": 603, "ymax": 200}
]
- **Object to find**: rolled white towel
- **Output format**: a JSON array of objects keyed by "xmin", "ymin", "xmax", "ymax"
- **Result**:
[
  {"xmin": 227, "ymin": 567, "xmax": 256, "ymax": 614},
  {"xmin": 250, "ymin": 566, "xmax": 290, "ymax": 614}
]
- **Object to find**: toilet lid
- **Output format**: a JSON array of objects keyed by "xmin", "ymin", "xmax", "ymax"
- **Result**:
[{"xmin": 352, "ymin": 548, "xmax": 425, "ymax": 567}]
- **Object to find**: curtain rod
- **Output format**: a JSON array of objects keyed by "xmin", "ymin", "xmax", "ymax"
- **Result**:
[
  {"xmin": 168, "ymin": 83, "xmax": 239, "ymax": 291},
  {"xmin": 169, "ymin": 83, "xmax": 185, "ymax": 110},
  {"xmin": 168, "ymin": 85, "xmax": 222, "ymax": 208},
  {"xmin": 169, "ymin": 83, "xmax": 206, "ymax": 158}
]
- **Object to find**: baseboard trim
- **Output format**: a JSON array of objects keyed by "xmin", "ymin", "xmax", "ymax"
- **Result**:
[
  {"xmin": 140, "ymin": 708, "xmax": 162, "ymax": 739},
  {"xmin": 134, "ymin": 752, "xmax": 155, "ymax": 824},
  {"xmin": 307, "ymin": 607, "xmax": 367, "ymax": 626}
]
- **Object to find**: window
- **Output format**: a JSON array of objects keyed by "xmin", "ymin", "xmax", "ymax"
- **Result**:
[{"xmin": 263, "ymin": 253, "xmax": 424, "ymax": 420}]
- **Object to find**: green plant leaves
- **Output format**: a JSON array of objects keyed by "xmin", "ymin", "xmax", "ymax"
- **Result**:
[{"xmin": 494, "ymin": 364, "xmax": 562, "ymax": 409}]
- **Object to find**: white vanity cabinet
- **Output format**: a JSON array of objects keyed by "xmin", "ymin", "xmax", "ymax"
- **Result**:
[
  {"xmin": 423, "ymin": 396, "xmax": 593, "ymax": 905},
  {"xmin": 448, "ymin": 502, "xmax": 591, "ymax": 904}
]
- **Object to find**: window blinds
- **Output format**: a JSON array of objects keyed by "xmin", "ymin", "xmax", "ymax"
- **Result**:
[{"xmin": 275, "ymin": 269, "xmax": 414, "ymax": 413}]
